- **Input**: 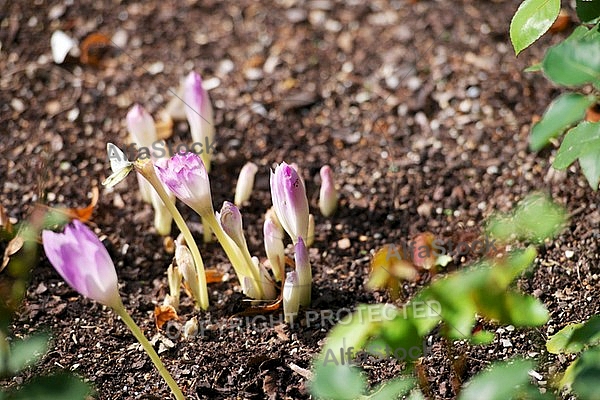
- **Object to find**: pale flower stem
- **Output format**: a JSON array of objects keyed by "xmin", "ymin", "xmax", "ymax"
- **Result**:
[
  {"xmin": 113, "ymin": 305, "xmax": 185, "ymax": 400},
  {"xmin": 201, "ymin": 216, "xmax": 213, "ymax": 243},
  {"xmin": 136, "ymin": 162, "xmax": 209, "ymax": 310},
  {"xmin": 203, "ymin": 213, "xmax": 265, "ymax": 299}
]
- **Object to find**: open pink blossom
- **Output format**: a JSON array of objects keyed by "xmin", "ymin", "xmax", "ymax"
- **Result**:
[
  {"xmin": 42, "ymin": 220, "xmax": 121, "ymax": 308},
  {"xmin": 155, "ymin": 152, "xmax": 214, "ymax": 217}
]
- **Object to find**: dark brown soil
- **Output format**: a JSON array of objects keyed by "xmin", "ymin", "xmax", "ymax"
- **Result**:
[{"xmin": 1, "ymin": 0, "xmax": 597, "ymax": 399}]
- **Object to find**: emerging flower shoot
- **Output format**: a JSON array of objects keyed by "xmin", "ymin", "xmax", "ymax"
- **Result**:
[
  {"xmin": 307, "ymin": 213, "xmax": 315, "ymax": 247},
  {"xmin": 176, "ymin": 242, "xmax": 203, "ymax": 310},
  {"xmin": 126, "ymin": 104, "xmax": 158, "ymax": 203},
  {"xmin": 166, "ymin": 263, "xmax": 181, "ymax": 310},
  {"xmin": 126, "ymin": 105, "xmax": 174, "ymax": 235},
  {"xmin": 270, "ymin": 162, "xmax": 309, "ymax": 244},
  {"xmin": 283, "ymin": 271, "xmax": 300, "ymax": 324},
  {"xmin": 318, "ymin": 165, "xmax": 338, "ymax": 217},
  {"xmin": 157, "ymin": 152, "xmax": 267, "ymax": 299},
  {"xmin": 294, "ymin": 237, "xmax": 312, "ymax": 307},
  {"xmin": 264, "ymin": 213, "xmax": 285, "ymax": 282},
  {"xmin": 184, "ymin": 71, "xmax": 215, "ymax": 172},
  {"xmin": 234, "ymin": 162, "xmax": 258, "ymax": 206}
]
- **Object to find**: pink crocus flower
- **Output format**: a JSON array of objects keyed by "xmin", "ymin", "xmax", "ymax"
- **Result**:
[
  {"xmin": 270, "ymin": 162, "xmax": 309, "ymax": 244},
  {"xmin": 155, "ymin": 152, "xmax": 214, "ymax": 217},
  {"xmin": 184, "ymin": 71, "xmax": 215, "ymax": 172},
  {"xmin": 42, "ymin": 220, "xmax": 121, "ymax": 309}
]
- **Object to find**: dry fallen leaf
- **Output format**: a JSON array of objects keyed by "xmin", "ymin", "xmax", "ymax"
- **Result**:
[
  {"xmin": 205, "ymin": 268, "xmax": 224, "ymax": 283},
  {"xmin": 0, "ymin": 204, "xmax": 12, "ymax": 235},
  {"xmin": 237, "ymin": 297, "xmax": 282, "ymax": 316},
  {"xmin": 154, "ymin": 304, "xmax": 179, "ymax": 330},
  {"xmin": 57, "ymin": 186, "xmax": 99, "ymax": 222},
  {"xmin": 1, "ymin": 235, "xmax": 24, "ymax": 272},
  {"xmin": 80, "ymin": 32, "xmax": 111, "ymax": 66}
]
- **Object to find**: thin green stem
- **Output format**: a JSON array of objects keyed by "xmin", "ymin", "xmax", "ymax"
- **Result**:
[
  {"xmin": 113, "ymin": 304, "xmax": 185, "ymax": 400},
  {"xmin": 202, "ymin": 213, "xmax": 264, "ymax": 299},
  {"xmin": 201, "ymin": 216, "xmax": 213, "ymax": 243},
  {"xmin": 135, "ymin": 162, "xmax": 209, "ymax": 310}
]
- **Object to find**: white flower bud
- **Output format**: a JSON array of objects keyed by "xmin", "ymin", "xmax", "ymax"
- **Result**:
[
  {"xmin": 234, "ymin": 162, "xmax": 258, "ymax": 206},
  {"xmin": 183, "ymin": 317, "xmax": 199, "ymax": 340},
  {"xmin": 319, "ymin": 165, "xmax": 338, "ymax": 217},
  {"xmin": 283, "ymin": 271, "xmax": 300, "ymax": 324}
]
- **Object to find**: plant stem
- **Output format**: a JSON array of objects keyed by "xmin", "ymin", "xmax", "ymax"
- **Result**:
[
  {"xmin": 135, "ymin": 161, "xmax": 209, "ymax": 310},
  {"xmin": 113, "ymin": 304, "xmax": 185, "ymax": 400},
  {"xmin": 201, "ymin": 216, "xmax": 213, "ymax": 243},
  {"xmin": 202, "ymin": 213, "xmax": 265, "ymax": 299}
]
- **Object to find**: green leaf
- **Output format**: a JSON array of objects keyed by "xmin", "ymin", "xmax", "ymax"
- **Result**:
[
  {"xmin": 524, "ymin": 62, "xmax": 543, "ymax": 72},
  {"xmin": 512, "ymin": 194, "xmax": 568, "ymax": 243},
  {"xmin": 6, "ymin": 334, "xmax": 49, "ymax": 375},
  {"xmin": 406, "ymin": 390, "xmax": 425, "ymax": 400},
  {"xmin": 317, "ymin": 304, "xmax": 390, "ymax": 363},
  {"xmin": 543, "ymin": 31, "xmax": 600, "ymax": 86},
  {"xmin": 547, "ymin": 322, "xmax": 585, "ymax": 354},
  {"xmin": 487, "ymin": 194, "xmax": 568, "ymax": 244},
  {"xmin": 569, "ymin": 315, "xmax": 600, "ymax": 347},
  {"xmin": 529, "ymin": 93, "xmax": 594, "ymax": 151},
  {"xmin": 577, "ymin": 0, "xmax": 600, "ymax": 23},
  {"xmin": 367, "ymin": 377, "xmax": 415, "ymax": 400},
  {"xmin": 547, "ymin": 316, "xmax": 600, "ymax": 354},
  {"xmin": 458, "ymin": 359, "xmax": 534, "ymax": 400},
  {"xmin": 470, "ymin": 330, "xmax": 496, "ymax": 345},
  {"xmin": 8, "ymin": 373, "xmax": 92, "ymax": 400},
  {"xmin": 510, "ymin": 0, "xmax": 561, "ymax": 55},
  {"xmin": 571, "ymin": 347, "xmax": 600, "ymax": 400},
  {"xmin": 553, "ymin": 121, "xmax": 600, "ymax": 169},
  {"xmin": 559, "ymin": 359, "xmax": 578, "ymax": 388},
  {"xmin": 579, "ymin": 151, "xmax": 600, "ymax": 190},
  {"xmin": 310, "ymin": 362, "xmax": 367, "ymax": 400}
]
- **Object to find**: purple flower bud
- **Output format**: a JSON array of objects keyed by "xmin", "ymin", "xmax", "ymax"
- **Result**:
[
  {"xmin": 218, "ymin": 201, "xmax": 247, "ymax": 250},
  {"xmin": 319, "ymin": 165, "xmax": 338, "ymax": 217},
  {"xmin": 234, "ymin": 162, "xmax": 258, "ymax": 206},
  {"xmin": 42, "ymin": 220, "xmax": 121, "ymax": 308},
  {"xmin": 155, "ymin": 152, "xmax": 214, "ymax": 217},
  {"xmin": 126, "ymin": 104, "xmax": 158, "ymax": 149},
  {"xmin": 270, "ymin": 162, "xmax": 309, "ymax": 244},
  {"xmin": 294, "ymin": 237, "xmax": 311, "ymax": 307},
  {"xmin": 184, "ymin": 72, "xmax": 215, "ymax": 172}
]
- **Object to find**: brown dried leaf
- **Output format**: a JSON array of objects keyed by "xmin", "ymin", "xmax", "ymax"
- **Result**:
[
  {"xmin": 80, "ymin": 32, "xmax": 111, "ymax": 66},
  {"xmin": 59, "ymin": 187, "xmax": 99, "ymax": 222},
  {"xmin": 0, "ymin": 204, "xmax": 13, "ymax": 235},
  {"xmin": 367, "ymin": 244, "xmax": 418, "ymax": 300},
  {"xmin": 154, "ymin": 304, "xmax": 179, "ymax": 330},
  {"xmin": 237, "ymin": 297, "xmax": 282, "ymax": 317},
  {"xmin": 205, "ymin": 268, "xmax": 224, "ymax": 283},
  {"xmin": 1, "ymin": 235, "xmax": 24, "ymax": 272}
]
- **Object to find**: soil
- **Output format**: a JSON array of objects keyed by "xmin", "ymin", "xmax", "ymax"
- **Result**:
[{"xmin": 1, "ymin": 0, "xmax": 597, "ymax": 399}]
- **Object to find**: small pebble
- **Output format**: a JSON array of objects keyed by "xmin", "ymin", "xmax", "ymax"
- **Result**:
[
  {"xmin": 338, "ymin": 238, "xmax": 351, "ymax": 249},
  {"xmin": 565, "ymin": 250, "xmax": 574, "ymax": 259}
]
